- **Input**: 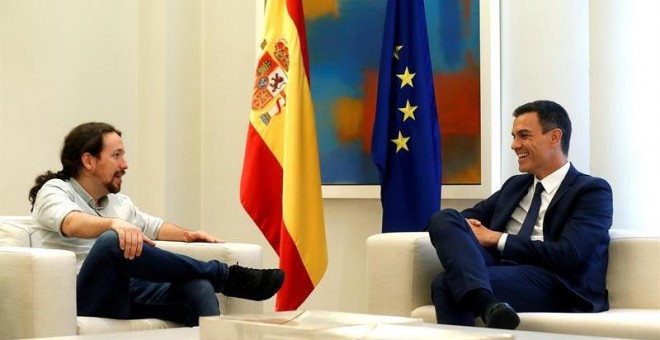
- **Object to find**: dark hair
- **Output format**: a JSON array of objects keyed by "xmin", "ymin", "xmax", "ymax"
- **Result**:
[
  {"xmin": 513, "ymin": 100, "xmax": 572, "ymax": 156},
  {"xmin": 29, "ymin": 122, "xmax": 122, "ymax": 210}
]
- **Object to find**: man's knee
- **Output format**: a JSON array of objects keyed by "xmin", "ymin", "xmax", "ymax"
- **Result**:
[
  {"xmin": 429, "ymin": 209, "xmax": 464, "ymax": 236},
  {"xmin": 95, "ymin": 229, "xmax": 119, "ymax": 244},
  {"xmin": 88, "ymin": 230, "xmax": 122, "ymax": 257}
]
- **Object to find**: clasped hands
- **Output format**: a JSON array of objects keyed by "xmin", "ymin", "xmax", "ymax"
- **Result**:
[{"xmin": 466, "ymin": 218, "xmax": 502, "ymax": 247}]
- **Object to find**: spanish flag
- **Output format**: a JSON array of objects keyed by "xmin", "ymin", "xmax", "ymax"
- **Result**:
[{"xmin": 240, "ymin": 0, "xmax": 327, "ymax": 311}]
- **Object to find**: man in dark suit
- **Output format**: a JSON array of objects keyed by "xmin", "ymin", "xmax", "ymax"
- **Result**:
[{"xmin": 428, "ymin": 100, "xmax": 613, "ymax": 329}]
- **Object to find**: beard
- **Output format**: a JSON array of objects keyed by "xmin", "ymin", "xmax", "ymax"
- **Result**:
[
  {"xmin": 106, "ymin": 170, "xmax": 125, "ymax": 194},
  {"xmin": 107, "ymin": 182, "xmax": 121, "ymax": 194}
]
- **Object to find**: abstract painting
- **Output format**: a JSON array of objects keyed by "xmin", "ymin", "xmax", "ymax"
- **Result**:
[{"xmin": 303, "ymin": 0, "xmax": 481, "ymax": 186}]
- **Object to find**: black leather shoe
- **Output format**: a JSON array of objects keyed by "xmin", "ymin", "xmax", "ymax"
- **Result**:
[
  {"xmin": 482, "ymin": 302, "xmax": 520, "ymax": 329},
  {"xmin": 221, "ymin": 265, "xmax": 285, "ymax": 301}
]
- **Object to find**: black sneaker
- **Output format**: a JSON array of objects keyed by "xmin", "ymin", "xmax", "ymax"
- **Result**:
[{"xmin": 221, "ymin": 265, "xmax": 285, "ymax": 301}]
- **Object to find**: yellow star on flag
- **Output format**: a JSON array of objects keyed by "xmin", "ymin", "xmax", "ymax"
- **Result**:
[
  {"xmin": 390, "ymin": 131, "xmax": 410, "ymax": 153},
  {"xmin": 398, "ymin": 100, "xmax": 418, "ymax": 121},
  {"xmin": 393, "ymin": 45, "xmax": 403, "ymax": 60},
  {"xmin": 396, "ymin": 67, "xmax": 415, "ymax": 88}
]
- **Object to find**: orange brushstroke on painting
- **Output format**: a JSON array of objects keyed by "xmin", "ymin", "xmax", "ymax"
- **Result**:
[
  {"xmin": 435, "ymin": 54, "xmax": 480, "ymax": 136},
  {"xmin": 302, "ymin": 0, "xmax": 339, "ymax": 20},
  {"xmin": 332, "ymin": 97, "xmax": 364, "ymax": 143}
]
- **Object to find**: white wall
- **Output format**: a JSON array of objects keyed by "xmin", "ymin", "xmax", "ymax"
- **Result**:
[
  {"xmin": 1, "ymin": 0, "xmax": 657, "ymax": 315},
  {"xmin": 134, "ymin": 0, "xmax": 203, "ymax": 227},
  {"xmin": 590, "ymin": 0, "xmax": 660, "ymax": 230},
  {"xmin": 0, "ymin": 0, "xmax": 204, "ymax": 226},
  {"xmin": 500, "ymin": 0, "xmax": 590, "ymax": 178},
  {"xmin": 1, "ymin": 0, "xmax": 139, "ymax": 213}
]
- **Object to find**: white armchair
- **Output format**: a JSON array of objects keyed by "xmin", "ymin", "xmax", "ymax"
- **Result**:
[
  {"xmin": 366, "ymin": 229, "xmax": 660, "ymax": 339},
  {"xmin": 0, "ymin": 216, "xmax": 264, "ymax": 339}
]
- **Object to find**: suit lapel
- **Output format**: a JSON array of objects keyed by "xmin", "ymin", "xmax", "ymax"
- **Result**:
[
  {"xmin": 492, "ymin": 175, "xmax": 534, "ymax": 230},
  {"xmin": 547, "ymin": 164, "xmax": 579, "ymax": 212},
  {"xmin": 509, "ymin": 176, "xmax": 534, "ymax": 210}
]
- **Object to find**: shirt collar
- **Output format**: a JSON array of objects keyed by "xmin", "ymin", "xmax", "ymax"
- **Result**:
[
  {"xmin": 69, "ymin": 177, "xmax": 109, "ymax": 209},
  {"xmin": 536, "ymin": 162, "xmax": 571, "ymax": 195}
]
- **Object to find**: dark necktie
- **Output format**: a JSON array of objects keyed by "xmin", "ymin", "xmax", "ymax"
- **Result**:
[{"xmin": 518, "ymin": 182, "xmax": 544, "ymax": 239}]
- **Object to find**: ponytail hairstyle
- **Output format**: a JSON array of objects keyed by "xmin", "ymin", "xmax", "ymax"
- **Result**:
[{"xmin": 29, "ymin": 122, "xmax": 122, "ymax": 210}]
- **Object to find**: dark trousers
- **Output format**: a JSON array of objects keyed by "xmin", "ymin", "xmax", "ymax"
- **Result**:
[
  {"xmin": 76, "ymin": 231, "xmax": 226, "ymax": 326},
  {"xmin": 428, "ymin": 209, "xmax": 572, "ymax": 326}
]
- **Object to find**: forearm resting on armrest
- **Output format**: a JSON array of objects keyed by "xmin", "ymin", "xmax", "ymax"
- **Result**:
[{"xmin": 366, "ymin": 232, "xmax": 444, "ymax": 317}]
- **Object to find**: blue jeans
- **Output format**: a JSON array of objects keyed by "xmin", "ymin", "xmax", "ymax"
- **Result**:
[{"xmin": 76, "ymin": 231, "xmax": 228, "ymax": 326}]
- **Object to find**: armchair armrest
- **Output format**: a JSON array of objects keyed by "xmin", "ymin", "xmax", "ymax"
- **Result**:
[
  {"xmin": 366, "ymin": 232, "xmax": 443, "ymax": 317},
  {"xmin": 154, "ymin": 241, "xmax": 264, "ymax": 315},
  {"xmin": 0, "ymin": 247, "xmax": 77, "ymax": 339}
]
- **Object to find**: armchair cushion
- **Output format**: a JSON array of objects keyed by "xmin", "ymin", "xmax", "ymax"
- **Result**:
[
  {"xmin": 366, "ymin": 232, "xmax": 442, "ymax": 317},
  {"xmin": 0, "ymin": 216, "xmax": 33, "ymax": 247},
  {"xmin": 76, "ymin": 317, "xmax": 179, "ymax": 335}
]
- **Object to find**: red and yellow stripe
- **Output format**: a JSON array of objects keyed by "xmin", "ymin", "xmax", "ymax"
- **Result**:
[{"xmin": 240, "ymin": 0, "xmax": 327, "ymax": 311}]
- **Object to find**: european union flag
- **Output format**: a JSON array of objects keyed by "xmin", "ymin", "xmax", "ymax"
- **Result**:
[{"xmin": 371, "ymin": 0, "xmax": 441, "ymax": 233}]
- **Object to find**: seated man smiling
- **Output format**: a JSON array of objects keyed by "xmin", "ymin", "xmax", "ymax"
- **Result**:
[{"xmin": 427, "ymin": 100, "xmax": 613, "ymax": 329}]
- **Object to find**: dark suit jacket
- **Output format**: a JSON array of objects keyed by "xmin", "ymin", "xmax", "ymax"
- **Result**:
[{"xmin": 461, "ymin": 164, "xmax": 613, "ymax": 312}]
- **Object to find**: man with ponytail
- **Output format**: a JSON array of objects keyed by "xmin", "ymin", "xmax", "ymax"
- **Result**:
[{"xmin": 29, "ymin": 122, "xmax": 284, "ymax": 327}]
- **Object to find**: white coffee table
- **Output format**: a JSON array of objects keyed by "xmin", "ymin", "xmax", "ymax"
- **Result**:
[
  {"xmin": 24, "ymin": 311, "xmax": 618, "ymax": 340},
  {"xmin": 18, "ymin": 327, "xmax": 198, "ymax": 340},
  {"xmin": 200, "ymin": 311, "xmax": 615, "ymax": 340}
]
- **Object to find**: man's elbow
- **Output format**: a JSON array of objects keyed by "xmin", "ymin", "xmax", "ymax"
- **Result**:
[{"xmin": 60, "ymin": 212, "xmax": 80, "ymax": 237}]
